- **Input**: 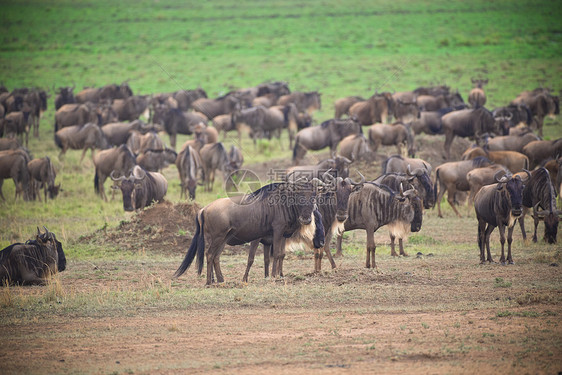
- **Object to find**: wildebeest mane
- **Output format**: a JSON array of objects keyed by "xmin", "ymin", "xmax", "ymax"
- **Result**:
[
  {"xmin": 320, "ymin": 119, "xmax": 332, "ymax": 128},
  {"xmin": 523, "ymin": 167, "xmax": 555, "ymax": 209},
  {"xmin": 241, "ymin": 182, "xmax": 283, "ymax": 204},
  {"xmin": 0, "ymin": 243, "xmax": 20, "ymax": 265},
  {"xmin": 472, "ymin": 156, "xmax": 492, "ymax": 168}
]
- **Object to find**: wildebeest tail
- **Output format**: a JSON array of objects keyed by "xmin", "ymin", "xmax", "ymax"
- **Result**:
[
  {"xmin": 196, "ymin": 211, "xmax": 205, "ymax": 275},
  {"xmin": 94, "ymin": 170, "xmax": 101, "ymax": 195},
  {"xmin": 433, "ymin": 169, "xmax": 440, "ymax": 207},
  {"xmin": 292, "ymin": 136, "xmax": 300, "ymax": 161},
  {"xmin": 54, "ymin": 132, "xmax": 62, "ymax": 149},
  {"xmin": 173, "ymin": 211, "xmax": 204, "ymax": 278}
]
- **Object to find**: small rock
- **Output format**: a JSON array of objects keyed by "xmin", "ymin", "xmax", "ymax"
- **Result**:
[
  {"xmin": 550, "ymin": 263, "xmax": 558, "ymax": 267},
  {"xmin": 416, "ymin": 252, "xmax": 423, "ymax": 256}
]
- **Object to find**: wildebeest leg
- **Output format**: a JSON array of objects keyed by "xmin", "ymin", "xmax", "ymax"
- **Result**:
[
  {"xmin": 79, "ymin": 147, "xmax": 88, "ymax": 164},
  {"xmin": 323, "ymin": 231, "xmax": 337, "ymax": 269},
  {"xmin": 518, "ymin": 215, "xmax": 527, "ymax": 243},
  {"xmin": 335, "ymin": 232, "xmax": 344, "ymax": 258},
  {"xmin": 243, "ymin": 240, "xmax": 260, "ymax": 283},
  {"xmin": 477, "ymin": 219, "xmax": 486, "ymax": 263},
  {"xmin": 443, "ymin": 132, "xmax": 454, "ymax": 160},
  {"xmin": 389, "ymin": 234, "xmax": 398, "ymax": 257},
  {"xmin": 212, "ymin": 242, "xmax": 226, "ymax": 283},
  {"xmin": 507, "ymin": 225, "xmax": 515, "ymax": 264},
  {"xmin": 263, "ymin": 243, "xmax": 272, "ymax": 278},
  {"xmin": 170, "ymin": 133, "xmax": 177, "ymax": 150},
  {"xmin": 365, "ymin": 226, "xmax": 377, "ymax": 269},
  {"xmin": 484, "ymin": 224, "xmax": 495, "ymax": 263},
  {"xmin": 205, "ymin": 240, "xmax": 222, "ymax": 285},
  {"xmin": 447, "ymin": 187, "xmax": 462, "ymax": 218},
  {"xmin": 0, "ymin": 179, "xmax": 5, "ymax": 200},
  {"xmin": 272, "ymin": 234, "xmax": 287, "ymax": 278},
  {"xmin": 399, "ymin": 238, "xmax": 407, "ymax": 256},
  {"xmin": 436, "ymin": 180, "xmax": 447, "ymax": 218},
  {"xmin": 498, "ymin": 223, "xmax": 508, "ymax": 265},
  {"xmin": 314, "ymin": 248, "xmax": 322, "ymax": 272},
  {"xmin": 532, "ymin": 213, "xmax": 540, "ymax": 243}
]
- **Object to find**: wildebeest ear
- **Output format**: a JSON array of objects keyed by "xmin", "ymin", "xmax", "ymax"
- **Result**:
[{"xmin": 496, "ymin": 183, "xmax": 504, "ymax": 191}]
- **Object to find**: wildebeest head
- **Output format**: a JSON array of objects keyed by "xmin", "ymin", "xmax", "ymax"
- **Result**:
[
  {"xmin": 496, "ymin": 173, "xmax": 526, "ymax": 217},
  {"xmin": 398, "ymin": 184, "xmax": 423, "ymax": 232},
  {"xmin": 534, "ymin": 201, "xmax": 559, "ymax": 244},
  {"xmin": 407, "ymin": 165, "xmax": 434, "ymax": 209},
  {"xmin": 327, "ymin": 171, "xmax": 365, "ymax": 223},
  {"xmin": 111, "ymin": 169, "xmax": 145, "ymax": 211},
  {"xmin": 37, "ymin": 227, "xmax": 66, "ymax": 272}
]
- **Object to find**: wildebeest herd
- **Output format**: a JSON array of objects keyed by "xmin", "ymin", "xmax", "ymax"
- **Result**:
[{"xmin": 0, "ymin": 80, "xmax": 561, "ymax": 286}]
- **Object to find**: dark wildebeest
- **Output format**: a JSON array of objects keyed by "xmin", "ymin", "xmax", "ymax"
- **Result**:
[
  {"xmin": 75, "ymin": 82, "xmax": 133, "ymax": 103},
  {"xmin": 111, "ymin": 165, "xmax": 168, "ymax": 212},
  {"xmin": 285, "ymin": 157, "xmax": 352, "ymax": 181},
  {"xmin": 522, "ymin": 138, "xmax": 562, "ymax": 169},
  {"xmin": 191, "ymin": 91, "xmax": 242, "ymax": 120},
  {"xmin": 434, "ymin": 157, "xmax": 493, "ymax": 217},
  {"xmin": 55, "ymin": 123, "xmax": 110, "ymax": 162},
  {"xmin": 277, "ymin": 91, "xmax": 322, "ymax": 115},
  {"xmin": 199, "ymin": 142, "xmax": 234, "ymax": 192},
  {"xmin": 348, "ymin": 92, "xmax": 394, "ymax": 125},
  {"xmin": 334, "ymin": 182, "xmax": 421, "ymax": 268},
  {"xmin": 368, "ymin": 122, "xmax": 415, "ymax": 158},
  {"xmin": 474, "ymin": 173, "xmax": 527, "ymax": 265},
  {"xmin": 22, "ymin": 88, "xmax": 47, "ymax": 138},
  {"xmin": 468, "ymin": 78, "xmax": 488, "ymax": 109},
  {"xmin": 380, "ymin": 163, "xmax": 435, "ymax": 210},
  {"xmin": 173, "ymin": 179, "xmax": 323, "ymax": 285},
  {"xmin": 515, "ymin": 168, "xmax": 560, "ymax": 244},
  {"xmin": 54, "ymin": 103, "xmax": 99, "ymax": 131},
  {"xmin": 27, "ymin": 156, "xmax": 60, "ymax": 201},
  {"xmin": 111, "ymin": 95, "xmax": 149, "ymax": 122},
  {"xmin": 0, "ymin": 227, "xmax": 66, "ymax": 285},
  {"xmin": 461, "ymin": 146, "xmax": 529, "ymax": 173},
  {"xmin": 137, "ymin": 147, "xmax": 177, "ymax": 172},
  {"xmin": 492, "ymin": 104, "xmax": 533, "ymax": 129},
  {"xmin": 292, "ymin": 118, "xmax": 362, "ymax": 165},
  {"xmin": 0, "ymin": 148, "xmax": 31, "ymax": 201},
  {"xmin": 54, "ymin": 85, "xmax": 76, "ymax": 111},
  {"xmin": 466, "ymin": 164, "xmax": 510, "ymax": 208},
  {"xmin": 152, "ymin": 106, "xmax": 206, "ymax": 149},
  {"xmin": 3, "ymin": 111, "xmax": 31, "ymax": 147},
  {"xmin": 334, "ymin": 96, "xmax": 364, "ymax": 119},
  {"xmin": 393, "ymin": 98, "xmax": 420, "ymax": 123},
  {"xmin": 337, "ymin": 134, "xmax": 371, "ymax": 161},
  {"xmin": 441, "ymin": 107, "xmax": 505, "ymax": 160},
  {"xmin": 176, "ymin": 145, "xmax": 202, "ymax": 200},
  {"xmin": 173, "ymin": 88, "xmax": 208, "ymax": 111},
  {"xmin": 413, "ymin": 85, "xmax": 451, "ymax": 97},
  {"xmin": 484, "ymin": 132, "xmax": 540, "ymax": 153},
  {"xmin": 93, "ymin": 144, "xmax": 137, "ymax": 201},
  {"xmin": 511, "ymin": 89, "xmax": 558, "ymax": 136}
]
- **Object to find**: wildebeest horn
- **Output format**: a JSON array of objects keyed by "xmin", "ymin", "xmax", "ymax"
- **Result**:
[
  {"xmin": 520, "ymin": 169, "xmax": 531, "ymax": 182},
  {"xmin": 133, "ymin": 167, "xmax": 146, "ymax": 180},
  {"xmin": 494, "ymin": 171, "xmax": 510, "ymax": 183},
  {"xmin": 406, "ymin": 164, "xmax": 423, "ymax": 177},
  {"xmin": 310, "ymin": 177, "xmax": 326, "ymax": 188},
  {"xmin": 346, "ymin": 171, "xmax": 365, "ymax": 186},
  {"xmin": 533, "ymin": 202, "xmax": 547, "ymax": 217},
  {"xmin": 506, "ymin": 112, "xmax": 513, "ymax": 120},
  {"xmin": 322, "ymin": 169, "xmax": 335, "ymax": 184},
  {"xmin": 110, "ymin": 170, "xmax": 127, "ymax": 181},
  {"xmin": 37, "ymin": 227, "xmax": 41, "ymax": 236}
]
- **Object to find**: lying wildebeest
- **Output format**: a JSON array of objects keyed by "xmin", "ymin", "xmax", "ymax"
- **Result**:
[
  {"xmin": 0, "ymin": 227, "xmax": 66, "ymax": 285},
  {"xmin": 75, "ymin": 82, "xmax": 133, "ymax": 103},
  {"xmin": 199, "ymin": 142, "xmax": 234, "ymax": 192},
  {"xmin": 173, "ymin": 88, "xmax": 208, "ymax": 111},
  {"xmin": 111, "ymin": 165, "xmax": 168, "ymax": 212},
  {"xmin": 176, "ymin": 145, "xmax": 202, "ymax": 200},
  {"xmin": 334, "ymin": 96, "xmax": 364, "ymax": 119},
  {"xmin": 54, "ymin": 103, "xmax": 99, "ymax": 131},
  {"xmin": 285, "ymin": 156, "xmax": 352, "ymax": 181},
  {"xmin": 348, "ymin": 92, "xmax": 394, "ymax": 125},
  {"xmin": 101, "ymin": 120, "xmax": 150, "ymax": 147},
  {"xmin": 277, "ymin": 91, "xmax": 322, "ymax": 114},
  {"xmin": 292, "ymin": 118, "xmax": 362, "ymax": 165},
  {"xmin": 0, "ymin": 148, "xmax": 31, "ymax": 200},
  {"xmin": 137, "ymin": 147, "xmax": 177, "ymax": 172},
  {"xmin": 111, "ymin": 95, "xmax": 149, "ymax": 122},
  {"xmin": 334, "ymin": 182, "xmax": 421, "ymax": 268},
  {"xmin": 54, "ymin": 85, "xmax": 76, "ymax": 111},
  {"xmin": 441, "ymin": 107, "xmax": 505, "ymax": 160},
  {"xmin": 3, "ymin": 111, "xmax": 31, "ymax": 147},
  {"xmin": 468, "ymin": 78, "xmax": 488, "ymax": 109},
  {"xmin": 408, "ymin": 106, "xmax": 467, "ymax": 136},
  {"xmin": 55, "ymin": 122, "xmax": 109, "ymax": 162},
  {"xmin": 522, "ymin": 138, "xmax": 562, "ymax": 169},
  {"xmin": 27, "ymin": 156, "xmax": 60, "ymax": 201},
  {"xmin": 484, "ymin": 131, "xmax": 540, "ymax": 153},
  {"xmin": 515, "ymin": 167, "xmax": 560, "ymax": 244},
  {"xmin": 152, "ymin": 106, "xmax": 206, "ymax": 149},
  {"xmin": 474, "ymin": 172, "xmax": 527, "ymax": 264},
  {"xmin": 461, "ymin": 146, "xmax": 529, "ymax": 173},
  {"xmin": 511, "ymin": 88, "xmax": 558, "ymax": 136},
  {"xmin": 173, "ymin": 178, "xmax": 322, "ymax": 285},
  {"xmin": 393, "ymin": 98, "xmax": 420, "ymax": 123},
  {"xmin": 368, "ymin": 122, "xmax": 415, "ymax": 158},
  {"xmin": 434, "ymin": 157, "xmax": 493, "ymax": 217},
  {"xmin": 191, "ymin": 91, "xmax": 242, "ymax": 120},
  {"xmin": 337, "ymin": 134, "xmax": 371, "ymax": 161},
  {"xmin": 466, "ymin": 164, "xmax": 510, "ymax": 208},
  {"xmin": 93, "ymin": 144, "xmax": 137, "ymax": 201}
]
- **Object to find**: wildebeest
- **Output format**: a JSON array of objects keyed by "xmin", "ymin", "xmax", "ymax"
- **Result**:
[
  {"xmin": 27, "ymin": 156, "xmax": 60, "ymax": 201},
  {"xmin": 434, "ymin": 157, "xmax": 493, "ymax": 217},
  {"xmin": 337, "ymin": 134, "xmax": 371, "ymax": 161},
  {"xmin": 0, "ymin": 148, "xmax": 31, "ymax": 200},
  {"xmin": 173, "ymin": 88, "xmax": 208, "ymax": 111},
  {"xmin": 21, "ymin": 88, "xmax": 47, "ymax": 138},
  {"xmin": 101, "ymin": 120, "xmax": 149, "ymax": 147},
  {"xmin": 111, "ymin": 95, "xmax": 149, "ymax": 122},
  {"xmin": 368, "ymin": 122, "xmax": 415, "ymax": 158},
  {"xmin": 492, "ymin": 104, "xmax": 533, "ymax": 129},
  {"xmin": 285, "ymin": 156, "xmax": 352, "ymax": 181},
  {"xmin": 176, "ymin": 145, "xmax": 202, "ymax": 200},
  {"xmin": 75, "ymin": 82, "xmax": 133, "ymax": 103},
  {"xmin": 93, "ymin": 144, "xmax": 137, "ymax": 201},
  {"xmin": 55, "ymin": 122, "xmax": 109, "ymax": 162},
  {"xmin": 292, "ymin": 118, "xmax": 362, "ymax": 165},
  {"xmin": 3, "ymin": 111, "xmax": 31, "ymax": 147},
  {"xmin": 191, "ymin": 91, "xmax": 242, "ymax": 120},
  {"xmin": 0, "ymin": 138, "xmax": 21, "ymax": 152},
  {"xmin": 408, "ymin": 106, "xmax": 466, "ymax": 136},
  {"xmin": 152, "ymin": 106, "xmax": 206, "ymax": 149},
  {"xmin": 54, "ymin": 103, "xmax": 99, "ymax": 131},
  {"xmin": 54, "ymin": 85, "xmax": 76, "ymax": 111},
  {"xmin": 417, "ymin": 91, "xmax": 464, "ymax": 112},
  {"xmin": 441, "ymin": 107, "xmax": 505, "ymax": 160},
  {"xmin": 543, "ymin": 156, "xmax": 562, "ymax": 197},
  {"xmin": 461, "ymin": 146, "xmax": 529, "ymax": 173},
  {"xmin": 379, "ymin": 164, "xmax": 435, "ymax": 210},
  {"xmin": 0, "ymin": 227, "xmax": 66, "ymax": 285},
  {"xmin": 511, "ymin": 89, "xmax": 558, "ymax": 136},
  {"xmin": 192, "ymin": 123, "xmax": 219, "ymax": 145},
  {"xmin": 468, "ymin": 78, "xmax": 488, "ymax": 109},
  {"xmin": 516, "ymin": 168, "xmax": 560, "ymax": 244},
  {"xmin": 334, "ymin": 182, "xmax": 421, "ymax": 268},
  {"xmin": 382, "ymin": 154, "xmax": 432, "ymax": 176},
  {"xmin": 212, "ymin": 113, "xmax": 235, "ymax": 139},
  {"xmin": 126, "ymin": 130, "xmax": 165, "ymax": 155},
  {"xmin": 521, "ymin": 138, "xmax": 562, "ymax": 169},
  {"xmin": 137, "ymin": 147, "xmax": 177, "ymax": 172},
  {"xmin": 199, "ymin": 142, "xmax": 234, "ymax": 192},
  {"xmin": 348, "ymin": 92, "xmax": 393, "ymax": 125},
  {"xmin": 111, "ymin": 165, "xmax": 168, "ymax": 212},
  {"xmin": 474, "ymin": 173, "xmax": 527, "ymax": 264},
  {"xmin": 334, "ymin": 96, "xmax": 364, "ymax": 119},
  {"xmin": 484, "ymin": 132, "xmax": 540, "ymax": 153},
  {"xmin": 173, "ymin": 179, "xmax": 322, "ymax": 284},
  {"xmin": 466, "ymin": 164, "xmax": 510, "ymax": 208},
  {"xmin": 393, "ymin": 98, "xmax": 420, "ymax": 123},
  {"xmin": 277, "ymin": 91, "xmax": 322, "ymax": 114}
]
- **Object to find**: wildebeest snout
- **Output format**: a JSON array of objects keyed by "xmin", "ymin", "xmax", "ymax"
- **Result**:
[
  {"xmin": 336, "ymin": 211, "xmax": 348, "ymax": 222},
  {"xmin": 511, "ymin": 207, "xmax": 522, "ymax": 217},
  {"xmin": 299, "ymin": 215, "xmax": 312, "ymax": 225}
]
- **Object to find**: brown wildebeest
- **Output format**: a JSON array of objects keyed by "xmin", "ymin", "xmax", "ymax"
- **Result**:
[
  {"xmin": 511, "ymin": 88, "xmax": 558, "ymax": 136},
  {"xmin": 126, "ymin": 130, "xmax": 165, "ymax": 155},
  {"xmin": 292, "ymin": 118, "xmax": 362, "ymax": 165},
  {"xmin": 474, "ymin": 173, "xmax": 527, "ymax": 265},
  {"xmin": 137, "ymin": 147, "xmax": 177, "ymax": 172},
  {"xmin": 468, "ymin": 78, "xmax": 488, "ymax": 109},
  {"xmin": 54, "ymin": 85, "xmax": 76, "ymax": 111},
  {"xmin": 543, "ymin": 157, "xmax": 562, "ymax": 197},
  {"xmin": 277, "ymin": 91, "xmax": 321, "ymax": 114},
  {"xmin": 285, "ymin": 156, "xmax": 352, "ymax": 181},
  {"xmin": 55, "ymin": 123, "xmax": 109, "ymax": 162},
  {"xmin": 0, "ymin": 227, "xmax": 66, "ymax": 286},
  {"xmin": 434, "ymin": 157, "xmax": 493, "ymax": 218},
  {"xmin": 334, "ymin": 96, "xmax": 364, "ymax": 119},
  {"xmin": 0, "ymin": 138, "xmax": 21, "ymax": 151},
  {"xmin": 111, "ymin": 165, "xmax": 168, "ymax": 212},
  {"xmin": 111, "ymin": 95, "xmax": 149, "ymax": 122},
  {"xmin": 192, "ymin": 123, "xmax": 219, "ymax": 145},
  {"xmin": 93, "ymin": 144, "xmax": 137, "ymax": 201},
  {"xmin": 173, "ymin": 88, "xmax": 208, "ymax": 111},
  {"xmin": 337, "ymin": 134, "xmax": 371, "ymax": 161},
  {"xmin": 191, "ymin": 91, "xmax": 242, "ymax": 120},
  {"xmin": 212, "ymin": 113, "xmax": 235, "ymax": 140},
  {"xmin": 199, "ymin": 142, "xmax": 234, "ymax": 192},
  {"xmin": 27, "ymin": 156, "xmax": 60, "ymax": 201},
  {"xmin": 152, "ymin": 106, "xmax": 206, "ymax": 149},
  {"xmin": 21, "ymin": 88, "xmax": 47, "ymax": 138},
  {"xmin": 409, "ymin": 106, "xmax": 466, "ymax": 136},
  {"xmin": 173, "ymin": 178, "xmax": 323, "ymax": 285},
  {"xmin": 348, "ymin": 92, "xmax": 393, "ymax": 125},
  {"xmin": 382, "ymin": 154, "xmax": 432, "ymax": 176},
  {"xmin": 0, "ymin": 148, "xmax": 31, "ymax": 200},
  {"xmin": 393, "ymin": 98, "xmax": 420, "ymax": 123},
  {"xmin": 54, "ymin": 103, "xmax": 99, "ymax": 131},
  {"xmin": 461, "ymin": 146, "xmax": 529, "ymax": 173},
  {"xmin": 368, "ymin": 122, "xmax": 414, "ymax": 157},
  {"xmin": 466, "ymin": 164, "xmax": 510, "ymax": 208},
  {"xmin": 3, "ymin": 111, "xmax": 31, "ymax": 147},
  {"xmin": 484, "ymin": 131, "xmax": 540, "ymax": 153},
  {"xmin": 75, "ymin": 82, "xmax": 133, "ymax": 103},
  {"xmin": 176, "ymin": 145, "xmax": 202, "ymax": 200},
  {"xmin": 101, "ymin": 120, "xmax": 152, "ymax": 147},
  {"xmin": 522, "ymin": 138, "xmax": 562, "ymax": 169}
]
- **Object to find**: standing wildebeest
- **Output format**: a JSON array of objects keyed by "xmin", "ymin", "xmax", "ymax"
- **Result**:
[
  {"xmin": 516, "ymin": 168, "xmax": 560, "ymax": 244},
  {"xmin": 173, "ymin": 179, "xmax": 322, "ymax": 285},
  {"xmin": 54, "ymin": 103, "xmax": 99, "ymax": 131},
  {"xmin": 277, "ymin": 91, "xmax": 322, "ymax": 114},
  {"xmin": 292, "ymin": 118, "xmax": 362, "ymax": 165},
  {"xmin": 173, "ymin": 88, "xmax": 208, "ymax": 111},
  {"xmin": 21, "ymin": 88, "xmax": 47, "ymax": 138},
  {"xmin": 543, "ymin": 157, "xmax": 562, "ymax": 197},
  {"xmin": 101, "ymin": 120, "xmax": 149, "ymax": 147},
  {"xmin": 337, "ymin": 134, "xmax": 371, "ymax": 161},
  {"xmin": 474, "ymin": 173, "xmax": 527, "ymax": 264},
  {"xmin": 522, "ymin": 138, "xmax": 562, "ymax": 169},
  {"xmin": 0, "ymin": 227, "xmax": 66, "ymax": 285},
  {"xmin": 334, "ymin": 96, "xmax": 364, "ymax": 119},
  {"xmin": 0, "ymin": 148, "xmax": 31, "ymax": 200},
  {"xmin": 55, "ymin": 85, "xmax": 76, "ymax": 110},
  {"xmin": 417, "ymin": 91, "xmax": 464, "ymax": 112},
  {"xmin": 3, "ymin": 111, "xmax": 31, "ymax": 147},
  {"xmin": 199, "ymin": 142, "xmax": 234, "ymax": 192},
  {"xmin": 334, "ymin": 182, "xmax": 421, "ymax": 268},
  {"xmin": 212, "ymin": 113, "xmax": 235, "ymax": 139},
  {"xmin": 348, "ymin": 92, "xmax": 394, "ymax": 125},
  {"xmin": 466, "ymin": 164, "xmax": 510, "ymax": 208},
  {"xmin": 492, "ymin": 104, "xmax": 533, "ymax": 129},
  {"xmin": 511, "ymin": 89, "xmax": 558, "ymax": 136},
  {"xmin": 382, "ymin": 154, "xmax": 432, "ymax": 176},
  {"xmin": 434, "ymin": 157, "xmax": 493, "ymax": 217},
  {"xmin": 111, "ymin": 95, "xmax": 149, "ymax": 122},
  {"xmin": 461, "ymin": 146, "xmax": 529, "ymax": 173},
  {"xmin": 93, "ymin": 144, "xmax": 137, "ymax": 201},
  {"xmin": 55, "ymin": 123, "xmax": 109, "ymax": 162},
  {"xmin": 393, "ymin": 98, "xmax": 420, "ymax": 123},
  {"xmin": 409, "ymin": 106, "xmax": 467, "ymax": 136},
  {"xmin": 368, "ymin": 122, "xmax": 415, "ymax": 158},
  {"xmin": 484, "ymin": 132, "xmax": 540, "ymax": 153},
  {"xmin": 176, "ymin": 145, "xmax": 202, "ymax": 200},
  {"xmin": 137, "ymin": 147, "xmax": 177, "ymax": 172},
  {"xmin": 379, "ymin": 164, "xmax": 435, "ymax": 210},
  {"xmin": 152, "ymin": 106, "xmax": 206, "ymax": 149},
  {"xmin": 191, "ymin": 91, "xmax": 242, "ymax": 120},
  {"xmin": 285, "ymin": 157, "xmax": 352, "ymax": 181},
  {"xmin": 75, "ymin": 82, "xmax": 133, "ymax": 103},
  {"xmin": 0, "ymin": 138, "xmax": 21, "ymax": 151},
  {"xmin": 27, "ymin": 156, "xmax": 60, "ymax": 201},
  {"xmin": 468, "ymin": 78, "xmax": 488, "ymax": 109},
  {"xmin": 111, "ymin": 165, "xmax": 168, "ymax": 212},
  {"xmin": 126, "ymin": 130, "xmax": 165, "ymax": 155},
  {"xmin": 441, "ymin": 107, "xmax": 505, "ymax": 160}
]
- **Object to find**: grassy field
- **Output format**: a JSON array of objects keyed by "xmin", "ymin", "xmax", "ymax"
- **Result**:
[{"xmin": 1, "ymin": 0, "xmax": 561, "ymax": 373}]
